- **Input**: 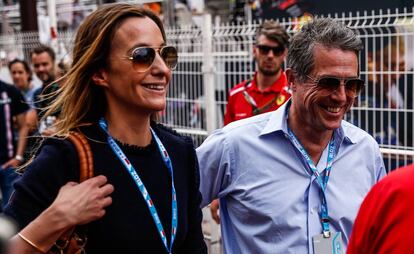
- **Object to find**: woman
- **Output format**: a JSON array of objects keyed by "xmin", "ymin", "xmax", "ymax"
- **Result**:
[
  {"xmin": 4, "ymin": 3, "xmax": 207, "ymax": 253},
  {"xmin": 8, "ymin": 59, "xmax": 38, "ymax": 108},
  {"xmin": 8, "ymin": 59, "xmax": 39, "ymax": 135}
]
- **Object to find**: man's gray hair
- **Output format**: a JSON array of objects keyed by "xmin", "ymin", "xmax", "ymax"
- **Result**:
[
  {"xmin": 287, "ymin": 18, "xmax": 363, "ymax": 82},
  {"xmin": 256, "ymin": 20, "xmax": 290, "ymax": 49}
]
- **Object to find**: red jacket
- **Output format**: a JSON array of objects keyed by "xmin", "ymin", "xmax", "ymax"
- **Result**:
[
  {"xmin": 347, "ymin": 163, "xmax": 414, "ymax": 254},
  {"xmin": 224, "ymin": 72, "xmax": 290, "ymax": 125}
]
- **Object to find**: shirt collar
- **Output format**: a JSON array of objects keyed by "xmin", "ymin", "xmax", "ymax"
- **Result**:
[
  {"xmin": 249, "ymin": 71, "xmax": 288, "ymax": 93},
  {"xmin": 259, "ymin": 99, "xmax": 290, "ymax": 136},
  {"xmin": 259, "ymin": 99, "xmax": 357, "ymax": 145},
  {"xmin": 339, "ymin": 121, "xmax": 357, "ymax": 144}
]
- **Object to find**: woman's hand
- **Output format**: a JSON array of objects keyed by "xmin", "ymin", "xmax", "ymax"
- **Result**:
[
  {"xmin": 49, "ymin": 175, "xmax": 114, "ymax": 227},
  {"xmin": 8, "ymin": 176, "xmax": 114, "ymax": 254}
]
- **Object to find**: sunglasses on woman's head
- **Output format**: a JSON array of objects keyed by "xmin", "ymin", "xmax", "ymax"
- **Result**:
[
  {"xmin": 306, "ymin": 75, "xmax": 365, "ymax": 98},
  {"xmin": 255, "ymin": 45, "xmax": 285, "ymax": 56},
  {"xmin": 125, "ymin": 46, "xmax": 178, "ymax": 73}
]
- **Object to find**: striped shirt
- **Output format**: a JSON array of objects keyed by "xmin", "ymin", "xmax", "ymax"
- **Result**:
[{"xmin": 0, "ymin": 80, "xmax": 28, "ymax": 163}]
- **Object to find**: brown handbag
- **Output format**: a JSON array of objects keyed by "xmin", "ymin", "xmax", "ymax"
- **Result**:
[{"xmin": 48, "ymin": 131, "xmax": 94, "ymax": 254}]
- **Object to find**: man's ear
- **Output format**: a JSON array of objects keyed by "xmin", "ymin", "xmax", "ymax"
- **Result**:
[
  {"xmin": 367, "ymin": 51, "xmax": 374, "ymax": 63},
  {"xmin": 92, "ymin": 69, "xmax": 109, "ymax": 88},
  {"xmin": 367, "ymin": 52, "xmax": 376, "ymax": 83},
  {"xmin": 282, "ymin": 48, "xmax": 288, "ymax": 59},
  {"xmin": 252, "ymin": 45, "xmax": 258, "ymax": 61},
  {"xmin": 285, "ymin": 68, "xmax": 297, "ymax": 92}
]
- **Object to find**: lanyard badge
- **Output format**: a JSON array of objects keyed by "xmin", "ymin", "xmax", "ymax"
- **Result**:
[
  {"xmin": 99, "ymin": 118, "xmax": 178, "ymax": 254},
  {"xmin": 313, "ymin": 232, "xmax": 344, "ymax": 254}
]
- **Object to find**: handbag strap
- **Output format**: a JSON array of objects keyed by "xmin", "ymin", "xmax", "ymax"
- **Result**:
[
  {"xmin": 49, "ymin": 131, "xmax": 93, "ymax": 254},
  {"xmin": 67, "ymin": 131, "xmax": 94, "ymax": 182}
]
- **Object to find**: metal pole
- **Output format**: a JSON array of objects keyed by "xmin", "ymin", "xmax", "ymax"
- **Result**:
[
  {"xmin": 0, "ymin": 1, "xmax": 6, "ymax": 35},
  {"xmin": 202, "ymin": 13, "xmax": 217, "ymax": 135},
  {"xmin": 19, "ymin": 1, "xmax": 39, "ymax": 60},
  {"xmin": 162, "ymin": 0, "xmax": 175, "ymax": 27},
  {"xmin": 19, "ymin": 0, "xmax": 38, "ymax": 32},
  {"xmin": 47, "ymin": 0, "xmax": 58, "ymax": 53}
]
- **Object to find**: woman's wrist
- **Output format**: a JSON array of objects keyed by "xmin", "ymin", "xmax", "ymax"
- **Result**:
[
  {"xmin": 16, "ymin": 207, "xmax": 72, "ymax": 253},
  {"xmin": 42, "ymin": 202, "xmax": 75, "ymax": 230}
]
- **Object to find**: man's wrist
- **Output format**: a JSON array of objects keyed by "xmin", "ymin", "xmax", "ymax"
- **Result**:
[{"xmin": 14, "ymin": 155, "xmax": 24, "ymax": 162}]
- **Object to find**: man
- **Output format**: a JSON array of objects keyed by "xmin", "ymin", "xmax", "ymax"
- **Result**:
[
  {"xmin": 31, "ymin": 45, "xmax": 59, "ymax": 134},
  {"xmin": 223, "ymin": 20, "xmax": 290, "ymax": 125},
  {"xmin": 31, "ymin": 45, "xmax": 56, "ymax": 87},
  {"xmin": 197, "ymin": 18, "xmax": 386, "ymax": 253},
  {"xmin": 399, "ymin": 73, "xmax": 413, "ymax": 148},
  {"xmin": 347, "ymin": 163, "xmax": 414, "ymax": 254},
  {"xmin": 210, "ymin": 20, "xmax": 291, "ymax": 224},
  {"xmin": 352, "ymin": 34, "xmax": 412, "ymax": 169},
  {"xmin": 0, "ymin": 80, "xmax": 29, "ymax": 211}
]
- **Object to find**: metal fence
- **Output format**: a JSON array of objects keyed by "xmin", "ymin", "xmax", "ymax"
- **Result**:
[
  {"xmin": 164, "ymin": 11, "xmax": 414, "ymax": 251},
  {"xmin": 0, "ymin": 9, "xmax": 413, "ymax": 170},
  {"xmin": 165, "ymin": 8, "xmax": 414, "ymax": 170}
]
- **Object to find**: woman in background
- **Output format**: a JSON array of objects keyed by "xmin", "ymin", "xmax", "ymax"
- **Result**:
[
  {"xmin": 8, "ymin": 59, "xmax": 38, "ymax": 109},
  {"xmin": 8, "ymin": 59, "xmax": 38, "ymax": 134}
]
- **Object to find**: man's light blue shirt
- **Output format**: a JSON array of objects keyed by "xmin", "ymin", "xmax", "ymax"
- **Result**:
[{"xmin": 197, "ymin": 100, "xmax": 386, "ymax": 254}]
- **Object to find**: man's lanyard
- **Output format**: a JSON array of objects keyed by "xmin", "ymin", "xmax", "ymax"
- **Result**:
[
  {"xmin": 99, "ymin": 118, "xmax": 177, "ymax": 253},
  {"xmin": 286, "ymin": 127, "xmax": 336, "ymax": 238}
]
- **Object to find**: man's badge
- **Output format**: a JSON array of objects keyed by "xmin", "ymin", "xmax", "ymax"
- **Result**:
[{"xmin": 276, "ymin": 94, "xmax": 286, "ymax": 106}]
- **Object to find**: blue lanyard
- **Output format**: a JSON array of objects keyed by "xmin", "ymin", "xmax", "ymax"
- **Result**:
[
  {"xmin": 287, "ymin": 127, "xmax": 336, "ymax": 238},
  {"xmin": 99, "ymin": 118, "xmax": 177, "ymax": 253}
]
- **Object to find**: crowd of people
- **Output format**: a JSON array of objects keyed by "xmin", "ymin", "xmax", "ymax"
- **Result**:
[
  {"xmin": 0, "ymin": 2, "xmax": 413, "ymax": 254},
  {"xmin": 0, "ymin": 44, "xmax": 65, "ymax": 216}
]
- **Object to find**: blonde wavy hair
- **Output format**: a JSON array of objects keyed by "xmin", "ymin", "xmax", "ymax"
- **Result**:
[{"xmin": 43, "ymin": 3, "xmax": 166, "ymax": 137}]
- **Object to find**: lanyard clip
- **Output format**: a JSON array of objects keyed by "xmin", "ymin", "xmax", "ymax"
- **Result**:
[
  {"xmin": 321, "ymin": 217, "xmax": 330, "ymax": 238},
  {"xmin": 323, "ymin": 230, "xmax": 331, "ymax": 238}
]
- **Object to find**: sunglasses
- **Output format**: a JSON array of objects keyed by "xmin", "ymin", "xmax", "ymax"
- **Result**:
[
  {"xmin": 255, "ymin": 45, "xmax": 285, "ymax": 56},
  {"xmin": 125, "ymin": 46, "xmax": 178, "ymax": 72},
  {"xmin": 306, "ymin": 75, "xmax": 365, "ymax": 98}
]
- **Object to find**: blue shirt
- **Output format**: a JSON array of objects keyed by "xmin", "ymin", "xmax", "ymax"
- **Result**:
[
  {"xmin": 197, "ymin": 100, "xmax": 386, "ymax": 254},
  {"xmin": 22, "ymin": 83, "xmax": 40, "ymax": 109}
]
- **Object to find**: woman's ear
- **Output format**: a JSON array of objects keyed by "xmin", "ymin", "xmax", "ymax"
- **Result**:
[
  {"xmin": 92, "ymin": 70, "xmax": 109, "ymax": 87},
  {"xmin": 285, "ymin": 68, "xmax": 297, "ymax": 92}
]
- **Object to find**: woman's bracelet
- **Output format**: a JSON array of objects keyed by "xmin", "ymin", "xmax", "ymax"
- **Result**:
[{"xmin": 17, "ymin": 232, "xmax": 46, "ymax": 253}]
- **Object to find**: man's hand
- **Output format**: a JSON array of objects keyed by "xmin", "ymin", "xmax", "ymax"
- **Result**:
[
  {"xmin": 210, "ymin": 199, "xmax": 220, "ymax": 224},
  {"xmin": 1, "ymin": 158, "xmax": 21, "ymax": 170}
]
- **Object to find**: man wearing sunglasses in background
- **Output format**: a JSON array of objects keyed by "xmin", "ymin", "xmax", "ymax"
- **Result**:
[
  {"xmin": 197, "ymin": 18, "xmax": 386, "ymax": 254},
  {"xmin": 207, "ymin": 20, "xmax": 292, "ymax": 225},
  {"xmin": 223, "ymin": 20, "xmax": 291, "ymax": 125}
]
